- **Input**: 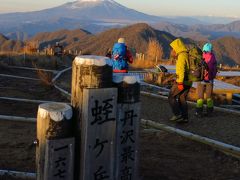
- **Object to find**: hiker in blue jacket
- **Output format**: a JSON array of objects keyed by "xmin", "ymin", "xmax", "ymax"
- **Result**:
[{"xmin": 111, "ymin": 38, "xmax": 133, "ymax": 73}]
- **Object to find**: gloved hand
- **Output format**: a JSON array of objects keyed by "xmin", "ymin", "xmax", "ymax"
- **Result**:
[{"xmin": 177, "ymin": 83, "xmax": 184, "ymax": 91}]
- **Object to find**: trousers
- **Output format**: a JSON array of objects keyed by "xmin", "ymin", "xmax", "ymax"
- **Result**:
[{"xmin": 168, "ymin": 82, "xmax": 191, "ymax": 119}]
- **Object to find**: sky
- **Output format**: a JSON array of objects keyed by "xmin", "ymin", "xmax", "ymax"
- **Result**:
[{"xmin": 0, "ymin": 0, "xmax": 239, "ymax": 18}]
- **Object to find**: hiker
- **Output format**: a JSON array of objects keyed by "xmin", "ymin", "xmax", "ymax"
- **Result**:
[
  {"xmin": 111, "ymin": 38, "xmax": 133, "ymax": 73},
  {"xmin": 195, "ymin": 43, "xmax": 217, "ymax": 117},
  {"xmin": 168, "ymin": 38, "xmax": 192, "ymax": 123}
]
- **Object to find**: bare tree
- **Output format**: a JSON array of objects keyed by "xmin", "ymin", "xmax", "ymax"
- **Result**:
[
  {"xmin": 146, "ymin": 38, "xmax": 163, "ymax": 64},
  {"xmin": 23, "ymin": 41, "xmax": 39, "ymax": 54}
]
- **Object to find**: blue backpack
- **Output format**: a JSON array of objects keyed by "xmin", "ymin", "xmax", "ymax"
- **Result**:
[{"xmin": 112, "ymin": 43, "xmax": 126, "ymax": 60}]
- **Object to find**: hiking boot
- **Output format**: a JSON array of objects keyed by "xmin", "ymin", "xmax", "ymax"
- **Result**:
[
  {"xmin": 206, "ymin": 107, "xmax": 214, "ymax": 117},
  {"xmin": 195, "ymin": 108, "xmax": 203, "ymax": 118},
  {"xmin": 169, "ymin": 115, "xmax": 182, "ymax": 122},
  {"xmin": 176, "ymin": 117, "xmax": 189, "ymax": 123},
  {"xmin": 195, "ymin": 111, "xmax": 203, "ymax": 118}
]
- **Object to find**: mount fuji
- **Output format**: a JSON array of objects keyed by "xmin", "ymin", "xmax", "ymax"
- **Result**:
[
  {"xmin": 0, "ymin": 0, "xmax": 165, "ymax": 39},
  {"xmin": 4, "ymin": 0, "xmax": 234, "ymax": 41}
]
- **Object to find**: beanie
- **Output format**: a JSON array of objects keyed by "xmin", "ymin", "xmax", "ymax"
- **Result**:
[
  {"xmin": 118, "ymin": 38, "xmax": 125, "ymax": 44},
  {"xmin": 202, "ymin": 43, "xmax": 213, "ymax": 52}
]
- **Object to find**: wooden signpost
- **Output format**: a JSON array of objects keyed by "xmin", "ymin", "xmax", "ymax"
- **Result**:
[
  {"xmin": 71, "ymin": 55, "xmax": 113, "ymax": 180},
  {"xmin": 36, "ymin": 55, "xmax": 141, "ymax": 180},
  {"xmin": 113, "ymin": 74, "xmax": 141, "ymax": 180},
  {"xmin": 81, "ymin": 88, "xmax": 117, "ymax": 180},
  {"xmin": 36, "ymin": 102, "xmax": 74, "ymax": 180}
]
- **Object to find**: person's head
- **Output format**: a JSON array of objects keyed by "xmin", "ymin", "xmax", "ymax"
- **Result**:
[
  {"xmin": 202, "ymin": 43, "xmax": 213, "ymax": 53},
  {"xmin": 170, "ymin": 38, "xmax": 187, "ymax": 56},
  {"xmin": 118, "ymin": 37, "xmax": 125, "ymax": 44},
  {"xmin": 170, "ymin": 49, "xmax": 177, "ymax": 59}
]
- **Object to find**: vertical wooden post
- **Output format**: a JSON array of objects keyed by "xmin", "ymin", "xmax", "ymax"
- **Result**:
[
  {"xmin": 71, "ymin": 55, "xmax": 113, "ymax": 179},
  {"xmin": 81, "ymin": 88, "xmax": 117, "ymax": 180},
  {"xmin": 36, "ymin": 102, "xmax": 74, "ymax": 180},
  {"xmin": 226, "ymin": 92, "xmax": 233, "ymax": 104},
  {"xmin": 113, "ymin": 75, "xmax": 141, "ymax": 180},
  {"xmin": 157, "ymin": 72, "xmax": 164, "ymax": 85},
  {"xmin": 219, "ymin": 63, "xmax": 222, "ymax": 69}
]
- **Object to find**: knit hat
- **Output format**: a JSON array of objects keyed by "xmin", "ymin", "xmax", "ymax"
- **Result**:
[
  {"xmin": 202, "ymin": 43, "xmax": 213, "ymax": 52},
  {"xmin": 118, "ymin": 38, "xmax": 125, "ymax": 43}
]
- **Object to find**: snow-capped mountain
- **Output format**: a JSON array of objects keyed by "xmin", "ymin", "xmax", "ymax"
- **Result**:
[
  {"xmin": 0, "ymin": 0, "xmax": 163, "ymax": 38},
  {"xmin": 1, "ymin": 0, "xmax": 238, "ymax": 41},
  {"xmin": 63, "ymin": 0, "xmax": 161, "ymax": 21}
]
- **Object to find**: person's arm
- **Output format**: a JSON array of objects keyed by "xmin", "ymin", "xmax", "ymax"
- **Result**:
[
  {"xmin": 207, "ymin": 54, "xmax": 217, "ymax": 79},
  {"xmin": 212, "ymin": 54, "xmax": 217, "ymax": 78},
  {"xmin": 176, "ymin": 53, "xmax": 185, "ymax": 84},
  {"xmin": 126, "ymin": 48, "xmax": 133, "ymax": 64},
  {"xmin": 175, "ymin": 53, "xmax": 186, "ymax": 90}
]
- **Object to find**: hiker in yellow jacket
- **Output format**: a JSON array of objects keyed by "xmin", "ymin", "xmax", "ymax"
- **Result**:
[{"xmin": 168, "ymin": 38, "xmax": 192, "ymax": 123}]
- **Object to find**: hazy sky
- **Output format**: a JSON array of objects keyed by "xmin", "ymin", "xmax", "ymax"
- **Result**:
[{"xmin": 0, "ymin": 0, "xmax": 239, "ymax": 17}]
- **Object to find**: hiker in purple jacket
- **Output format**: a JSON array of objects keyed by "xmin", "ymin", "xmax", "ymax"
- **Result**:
[{"xmin": 195, "ymin": 43, "xmax": 217, "ymax": 117}]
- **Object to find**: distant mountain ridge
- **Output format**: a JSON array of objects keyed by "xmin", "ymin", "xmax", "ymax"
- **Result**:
[
  {"xmin": 0, "ymin": 0, "xmax": 163, "ymax": 38},
  {"xmin": 211, "ymin": 36, "xmax": 240, "ymax": 65},
  {"xmin": 2, "ymin": 0, "xmax": 240, "ymax": 41},
  {"xmin": 29, "ymin": 23, "xmax": 177, "ymax": 58},
  {"xmin": 29, "ymin": 28, "xmax": 91, "ymax": 50},
  {"xmin": 0, "ymin": 34, "xmax": 23, "ymax": 52},
  {"xmin": 1, "ymin": 22, "xmax": 240, "ymax": 65},
  {"xmin": 153, "ymin": 20, "xmax": 240, "ymax": 41}
]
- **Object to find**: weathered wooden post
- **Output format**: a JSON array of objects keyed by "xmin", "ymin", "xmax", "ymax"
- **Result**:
[
  {"xmin": 219, "ymin": 63, "xmax": 222, "ymax": 69},
  {"xmin": 113, "ymin": 75, "xmax": 141, "ymax": 180},
  {"xmin": 226, "ymin": 92, "xmax": 233, "ymax": 104},
  {"xmin": 157, "ymin": 72, "xmax": 165, "ymax": 85},
  {"xmin": 36, "ymin": 102, "xmax": 74, "ymax": 180},
  {"xmin": 80, "ymin": 87, "xmax": 117, "ymax": 180},
  {"xmin": 71, "ymin": 55, "xmax": 114, "ymax": 179}
]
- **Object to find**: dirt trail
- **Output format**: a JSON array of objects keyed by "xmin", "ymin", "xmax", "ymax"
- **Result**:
[
  {"xmin": 0, "ymin": 95, "xmax": 240, "ymax": 180},
  {"xmin": 1, "ymin": 68, "xmax": 240, "ymax": 179},
  {"xmin": 0, "ymin": 119, "xmax": 240, "ymax": 180},
  {"xmin": 141, "ymin": 95, "xmax": 240, "ymax": 147}
]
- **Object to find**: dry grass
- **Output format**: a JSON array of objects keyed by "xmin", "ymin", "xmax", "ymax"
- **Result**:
[
  {"xmin": 0, "ymin": 52, "xmax": 72, "ymax": 70},
  {"xmin": 36, "ymin": 69, "xmax": 53, "ymax": 86},
  {"xmin": 0, "ymin": 52, "xmax": 67, "ymax": 86},
  {"xmin": 32, "ymin": 62, "xmax": 53, "ymax": 86},
  {"xmin": 131, "ymin": 58, "xmax": 156, "ymax": 69},
  {"xmin": 131, "ymin": 58, "xmax": 174, "ymax": 69}
]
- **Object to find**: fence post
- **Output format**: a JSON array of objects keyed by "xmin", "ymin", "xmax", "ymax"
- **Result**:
[
  {"xmin": 219, "ymin": 63, "xmax": 222, "ymax": 69},
  {"xmin": 157, "ymin": 72, "xmax": 165, "ymax": 85},
  {"xmin": 36, "ymin": 102, "xmax": 74, "ymax": 180},
  {"xmin": 226, "ymin": 92, "xmax": 233, "ymax": 104},
  {"xmin": 71, "ymin": 55, "xmax": 114, "ymax": 179},
  {"xmin": 113, "ymin": 75, "xmax": 141, "ymax": 180}
]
